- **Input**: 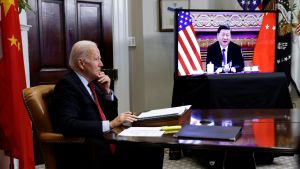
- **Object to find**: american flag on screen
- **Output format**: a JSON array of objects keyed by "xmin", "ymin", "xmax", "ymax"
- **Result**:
[
  {"xmin": 178, "ymin": 11, "xmax": 203, "ymax": 76},
  {"xmin": 237, "ymin": 0, "xmax": 262, "ymax": 10}
]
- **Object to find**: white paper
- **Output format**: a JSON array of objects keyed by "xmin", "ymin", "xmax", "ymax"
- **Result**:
[
  {"xmin": 118, "ymin": 127, "xmax": 164, "ymax": 137},
  {"xmin": 138, "ymin": 105, "xmax": 191, "ymax": 119}
]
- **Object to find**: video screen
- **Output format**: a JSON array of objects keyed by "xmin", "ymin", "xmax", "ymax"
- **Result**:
[{"xmin": 175, "ymin": 10, "xmax": 277, "ymax": 76}]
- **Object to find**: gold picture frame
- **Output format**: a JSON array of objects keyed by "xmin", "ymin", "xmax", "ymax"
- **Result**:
[{"xmin": 159, "ymin": 0, "xmax": 190, "ymax": 32}]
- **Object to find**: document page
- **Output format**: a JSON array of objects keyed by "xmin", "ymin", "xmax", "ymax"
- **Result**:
[
  {"xmin": 138, "ymin": 105, "xmax": 191, "ymax": 120},
  {"xmin": 118, "ymin": 127, "xmax": 164, "ymax": 137}
]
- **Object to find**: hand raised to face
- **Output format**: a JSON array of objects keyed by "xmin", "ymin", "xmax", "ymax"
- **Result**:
[{"xmin": 96, "ymin": 71, "xmax": 111, "ymax": 94}]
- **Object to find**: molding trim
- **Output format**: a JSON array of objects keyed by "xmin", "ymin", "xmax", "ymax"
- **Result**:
[
  {"xmin": 20, "ymin": 24, "xmax": 32, "ymax": 31},
  {"xmin": 192, "ymin": 12, "xmax": 263, "ymax": 31},
  {"xmin": 113, "ymin": 0, "xmax": 130, "ymax": 112}
]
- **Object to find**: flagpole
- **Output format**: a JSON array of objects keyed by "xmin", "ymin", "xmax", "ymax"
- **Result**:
[{"xmin": 9, "ymin": 156, "xmax": 14, "ymax": 169}]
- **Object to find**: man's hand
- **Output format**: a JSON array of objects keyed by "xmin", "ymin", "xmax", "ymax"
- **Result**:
[
  {"xmin": 223, "ymin": 64, "xmax": 230, "ymax": 73},
  {"xmin": 110, "ymin": 112, "xmax": 138, "ymax": 129},
  {"xmin": 215, "ymin": 67, "xmax": 223, "ymax": 74},
  {"xmin": 230, "ymin": 67, "xmax": 236, "ymax": 73},
  {"xmin": 96, "ymin": 72, "xmax": 111, "ymax": 94}
]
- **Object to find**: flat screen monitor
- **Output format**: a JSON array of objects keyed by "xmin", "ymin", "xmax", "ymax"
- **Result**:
[{"xmin": 175, "ymin": 10, "xmax": 277, "ymax": 77}]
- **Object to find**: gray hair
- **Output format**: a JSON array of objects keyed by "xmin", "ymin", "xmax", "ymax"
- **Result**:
[{"xmin": 69, "ymin": 40, "xmax": 97, "ymax": 70}]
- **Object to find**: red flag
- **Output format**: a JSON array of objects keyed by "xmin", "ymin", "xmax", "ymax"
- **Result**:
[
  {"xmin": 252, "ymin": 119, "xmax": 275, "ymax": 147},
  {"xmin": 252, "ymin": 13, "xmax": 276, "ymax": 72},
  {"xmin": 0, "ymin": 0, "xmax": 35, "ymax": 168}
]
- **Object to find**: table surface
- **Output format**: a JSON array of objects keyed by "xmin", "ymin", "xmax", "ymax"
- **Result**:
[{"xmin": 104, "ymin": 109, "xmax": 300, "ymax": 154}]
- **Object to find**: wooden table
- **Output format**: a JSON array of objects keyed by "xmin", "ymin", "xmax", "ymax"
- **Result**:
[{"xmin": 104, "ymin": 109, "xmax": 300, "ymax": 168}]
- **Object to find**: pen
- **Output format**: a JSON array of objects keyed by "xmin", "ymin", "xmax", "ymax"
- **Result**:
[{"xmin": 161, "ymin": 125, "xmax": 182, "ymax": 131}]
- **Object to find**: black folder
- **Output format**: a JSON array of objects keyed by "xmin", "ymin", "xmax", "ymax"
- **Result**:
[{"xmin": 176, "ymin": 125, "xmax": 242, "ymax": 141}]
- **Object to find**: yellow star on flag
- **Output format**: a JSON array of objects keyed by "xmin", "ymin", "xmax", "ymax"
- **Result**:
[
  {"xmin": 1, "ymin": 0, "xmax": 15, "ymax": 16},
  {"xmin": 8, "ymin": 34, "xmax": 18, "ymax": 47}
]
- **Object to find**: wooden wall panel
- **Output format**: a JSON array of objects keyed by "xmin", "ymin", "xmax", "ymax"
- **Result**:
[
  {"xmin": 27, "ymin": 0, "xmax": 113, "ymax": 86},
  {"xmin": 40, "ymin": 1, "xmax": 66, "ymax": 67}
]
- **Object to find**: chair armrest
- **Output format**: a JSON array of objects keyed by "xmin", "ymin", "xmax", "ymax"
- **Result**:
[{"xmin": 39, "ymin": 132, "xmax": 85, "ymax": 144}]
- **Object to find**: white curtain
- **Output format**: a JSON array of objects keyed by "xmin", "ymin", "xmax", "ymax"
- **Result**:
[{"xmin": 291, "ymin": 0, "xmax": 300, "ymax": 94}]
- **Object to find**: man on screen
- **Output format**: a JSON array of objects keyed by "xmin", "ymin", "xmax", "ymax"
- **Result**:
[{"xmin": 206, "ymin": 25, "xmax": 245, "ymax": 73}]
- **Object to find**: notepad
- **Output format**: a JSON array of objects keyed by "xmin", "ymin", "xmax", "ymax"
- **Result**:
[
  {"xmin": 118, "ymin": 127, "xmax": 164, "ymax": 137},
  {"xmin": 176, "ymin": 125, "xmax": 242, "ymax": 141},
  {"xmin": 137, "ymin": 105, "xmax": 191, "ymax": 120}
]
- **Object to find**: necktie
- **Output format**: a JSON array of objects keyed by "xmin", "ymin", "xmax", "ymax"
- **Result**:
[
  {"xmin": 88, "ymin": 83, "xmax": 116, "ymax": 154},
  {"xmin": 222, "ymin": 48, "xmax": 226, "ymax": 66},
  {"xmin": 88, "ymin": 83, "xmax": 106, "ymax": 120}
]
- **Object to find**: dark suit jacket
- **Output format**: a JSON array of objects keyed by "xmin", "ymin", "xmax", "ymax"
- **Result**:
[
  {"xmin": 50, "ymin": 70, "xmax": 119, "ymax": 168},
  {"xmin": 50, "ymin": 71, "xmax": 164, "ymax": 169},
  {"xmin": 50, "ymin": 70, "xmax": 118, "ymax": 137},
  {"xmin": 206, "ymin": 41, "xmax": 244, "ymax": 72}
]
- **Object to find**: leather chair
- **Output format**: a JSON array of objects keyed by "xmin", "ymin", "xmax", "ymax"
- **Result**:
[{"xmin": 22, "ymin": 85, "xmax": 85, "ymax": 169}]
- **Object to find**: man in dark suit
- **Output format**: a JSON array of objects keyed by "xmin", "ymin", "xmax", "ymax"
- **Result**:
[
  {"xmin": 50, "ymin": 40, "xmax": 164, "ymax": 169},
  {"xmin": 206, "ymin": 25, "xmax": 244, "ymax": 73}
]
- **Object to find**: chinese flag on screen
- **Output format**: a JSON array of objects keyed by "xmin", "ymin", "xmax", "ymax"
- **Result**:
[
  {"xmin": 253, "ymin": 13, "xmax": 276, "ymax": 72},
  {"xmin": 0, "ymin": 0, "xmax": 35, "ymax": 168}
]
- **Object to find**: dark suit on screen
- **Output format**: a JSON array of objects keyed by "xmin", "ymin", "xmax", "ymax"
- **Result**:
[{"xmin": 206, "ymin": 41, "xmax": 244, "ymax": 72}]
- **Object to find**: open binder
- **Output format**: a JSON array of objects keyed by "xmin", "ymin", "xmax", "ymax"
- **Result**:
[
  {"xmin": 137, "ymin": 105, "xmax": 191, "ymax": 121},
  {"xmin": 176, "ymin": 124, "xmax": 242, "ymax": 141}
]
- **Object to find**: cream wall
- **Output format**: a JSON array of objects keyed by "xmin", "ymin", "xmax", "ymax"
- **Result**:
[
  {"xmin": 128, "ymin": 0, "xmax": 241, "ymax": 112},
  {"xmin": 128, "ymin": 0, "xmax": 146, "ymax": 112}
]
